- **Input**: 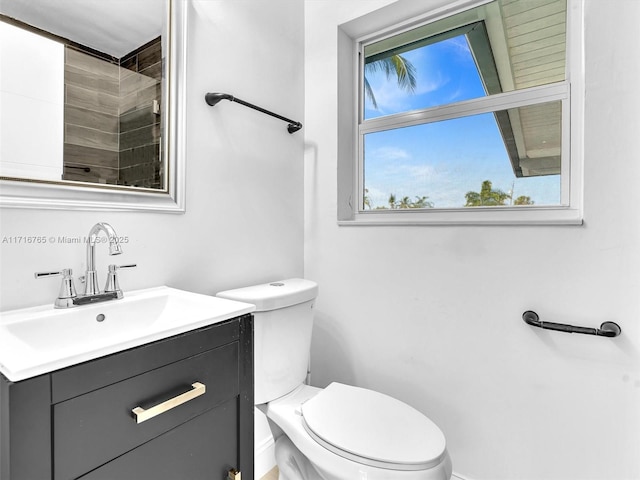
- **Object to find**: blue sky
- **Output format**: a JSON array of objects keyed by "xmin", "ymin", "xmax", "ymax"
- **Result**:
[{"xmin": 362, "ymin": 36, "xmax": 561, "ymax": 209}]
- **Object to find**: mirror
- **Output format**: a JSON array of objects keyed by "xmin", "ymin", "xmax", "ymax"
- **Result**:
[{"xmin": 0, "ymin": 0, "xmax": 186, "ymax": 212}]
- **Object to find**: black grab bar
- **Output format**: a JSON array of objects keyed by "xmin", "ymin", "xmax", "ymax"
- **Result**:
[
  {"xmin": 205, "ymin": 92, "xmax": 302, "ymax": 134},
  {"xmin": 522, "ymin": 311, "xmax": 621, "ymax": 337}
]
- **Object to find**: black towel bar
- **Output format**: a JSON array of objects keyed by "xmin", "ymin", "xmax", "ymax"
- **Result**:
[
  {"xmin": 205, "ymin": 92, "xmax": 302, "ymax": 134},
  {"xmin": 522, "ymin": 311, "xmax": 621, "ymax": 338}
]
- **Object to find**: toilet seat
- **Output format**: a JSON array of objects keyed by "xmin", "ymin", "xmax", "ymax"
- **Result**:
[{"xmin": 300, "ymin": 382, "xmax": 447, "ymax": 471}]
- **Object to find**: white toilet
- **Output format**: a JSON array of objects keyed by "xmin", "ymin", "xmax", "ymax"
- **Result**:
[{"xmin": 217, "ymin": 278, "xmax": 452, "ymax": 480}]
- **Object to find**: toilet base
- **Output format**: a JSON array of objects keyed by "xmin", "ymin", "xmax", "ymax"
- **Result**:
[{"xmin": 275, "ymin": 435, "xmax": 324, "ymax": 480}]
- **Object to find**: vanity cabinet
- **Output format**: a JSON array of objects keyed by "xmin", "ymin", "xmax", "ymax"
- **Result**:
[{"xmin": 0, "ymin": 315, "xmax": 254, "ymax": 480}]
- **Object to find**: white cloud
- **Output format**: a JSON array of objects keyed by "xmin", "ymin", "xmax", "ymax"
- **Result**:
[
  {"xmin": 404, "ymin": 164, "xmax": 435, "ymax": 178},
  {"xmin": 368, "ymin": 146, "xmax": 411, "ymax": 161},
  {"xmin": 366, "ymin": 71, "xmax": 448, "ymax": 115},
  {"xmin": 444, "ymin": 36, "xmax": 472, "ymax": 58}
]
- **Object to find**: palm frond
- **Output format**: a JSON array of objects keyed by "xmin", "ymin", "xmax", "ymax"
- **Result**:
[
  {"xmin": 364, "ymin": 54, "xmax": 417, "ymax": 109},
  {"xmin": 388, "ymin": 55, "xmax": 417, "ymax": 92},
  {"xmin": 363, "ymin": 77, "xmax": 378, "ymax": 110}
]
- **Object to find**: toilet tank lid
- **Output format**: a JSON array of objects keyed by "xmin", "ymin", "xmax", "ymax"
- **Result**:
[{"xmin": 216, "ymin": 278, "xmax": 318, "ymax": 312}]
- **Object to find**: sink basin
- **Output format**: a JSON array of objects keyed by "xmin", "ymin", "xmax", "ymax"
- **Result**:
[{"xmin": 0, "ymin": 286, "xmax": 255, "ymax": 381}]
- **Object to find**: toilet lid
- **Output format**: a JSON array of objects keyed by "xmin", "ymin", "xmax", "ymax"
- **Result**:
[{"xmin": 300, "ymin": 382, "xmax": 446, "ymax": 471}]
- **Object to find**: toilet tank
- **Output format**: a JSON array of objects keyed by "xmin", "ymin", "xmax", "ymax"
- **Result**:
[{"xmin": 216, "ymin": 279, "xmax": 318, "ymax": 404}]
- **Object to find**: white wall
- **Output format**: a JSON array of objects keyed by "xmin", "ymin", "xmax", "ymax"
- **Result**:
[
  {"xmin": 304, "ymin": 1, "xmax": 640, "ymax": 480},
  {"xmin": 0, "ymin": 0, "xmax": 305, "ymax": 310}
]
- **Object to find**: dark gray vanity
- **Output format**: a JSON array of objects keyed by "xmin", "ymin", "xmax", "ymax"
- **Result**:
[{"xmin": 0, "ymin": 315, "xmax": 253, "ymax": 480}]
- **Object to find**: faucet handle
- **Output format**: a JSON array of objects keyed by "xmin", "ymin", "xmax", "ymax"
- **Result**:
[
  {"xmin": 35, "ymin": 268, "xmax": 78, "ymax": 308},
  {"xmin": 114, "ymin": 264, "xmax": 137, "ymax": 270},
  {"xmin": 35, "ymin": 268, "xmax": 73, "ymax": 279},
  {"xmin": 104, "ymin": 264, "xmax": 137, "ymax": 298}
]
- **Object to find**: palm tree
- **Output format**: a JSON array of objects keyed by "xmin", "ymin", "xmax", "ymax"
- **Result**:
[
  {"xmin": 363, "ymin": 189, "xmax": 372, "ymax": 209},
  {"xmin": 465, "ymin": 180, "xmax": 510, "ymax": 207},
  {"xmin": 513, "ymin": 195, "xmax": 534, "ymax": 205},
  {"xmin": 397, "ymin": 195, "xmax": 433, "ymax": 209},
  {"xmin": 364, "ymin": 55, "xmax": 417, "ymax": 109},
  {"xmin": 368, "ymin": 193, "xmax": 433, "ymax": 209}
]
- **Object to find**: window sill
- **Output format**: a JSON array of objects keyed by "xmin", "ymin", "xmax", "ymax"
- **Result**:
[{"xmin": 338, "ymin": 206, "xmax": 583, "ymax": 226}]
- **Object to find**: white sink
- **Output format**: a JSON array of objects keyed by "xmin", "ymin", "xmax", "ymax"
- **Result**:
[{"xmin": 0, "ymin": 286, "xmax": 255, "ymax": 382}]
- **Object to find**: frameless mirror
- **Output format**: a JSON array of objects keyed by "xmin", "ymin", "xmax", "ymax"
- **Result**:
[{"xmin": 0, "ymin": 0, "xmax": 186, "ymax": 212}]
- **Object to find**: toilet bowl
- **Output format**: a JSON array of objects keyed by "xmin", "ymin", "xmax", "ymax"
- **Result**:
[
  {"xmin": 217, "ymin": 279, "xmax": 452, "ymax": 480},
  {"xmin": 264, "ymin": 384, "xmax": 452, "ymax": 480}
]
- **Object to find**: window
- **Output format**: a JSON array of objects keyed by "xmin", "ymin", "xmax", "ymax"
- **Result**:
[{"xmin": 338, "ymin": 0, "xmax": 583, "ymax": 225}]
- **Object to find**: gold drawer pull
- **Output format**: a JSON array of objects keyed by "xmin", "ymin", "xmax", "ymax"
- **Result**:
[{"xmin": 132, "ymin": 382, "xmax": 206, "ymax": 424}]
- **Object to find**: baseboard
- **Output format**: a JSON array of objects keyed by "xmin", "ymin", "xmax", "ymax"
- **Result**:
[{"xmin": 255, "ymin": 434, "xmax": 276, "ymax": 479}]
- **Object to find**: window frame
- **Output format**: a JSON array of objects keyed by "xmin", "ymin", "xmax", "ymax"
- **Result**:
[{"xmin": 337, "ymin": 0, "xmax": 584, "ymax": 226}]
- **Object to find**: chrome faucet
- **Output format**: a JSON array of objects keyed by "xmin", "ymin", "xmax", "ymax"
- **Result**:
[
  {"xmin": 83, "ymin": 222, "xmax": 122, "ymax": 296},
  {"xmin": 35, "ymin": 222, "xmax": 136, "ymax": 308}
]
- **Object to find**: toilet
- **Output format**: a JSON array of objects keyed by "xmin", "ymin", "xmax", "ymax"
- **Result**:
[{"xmin": 217, "ymin": 278, "xmax": 452, "ymax": 480}]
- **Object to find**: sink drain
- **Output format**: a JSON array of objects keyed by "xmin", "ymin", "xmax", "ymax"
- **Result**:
[{"xmin": 96, "ymin": 313, "xmax": 106, "ymax": 322}]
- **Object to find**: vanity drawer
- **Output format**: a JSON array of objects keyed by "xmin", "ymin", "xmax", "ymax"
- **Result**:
[
  {"xmin": 53, "ymin": 342, "xmax": 239, "ymax": 480},
  {"xmin": 78, "ymin": 398, "xmax": 238, "ymax": 480},
  {"xmin": 51, "ymin": 319, "xmax": 240, "ymax": 403}
]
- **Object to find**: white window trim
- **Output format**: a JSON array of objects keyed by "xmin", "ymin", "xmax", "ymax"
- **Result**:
[{"xmin": 337, "ymin": 0, "xmax": 584, "ymax": 226}]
